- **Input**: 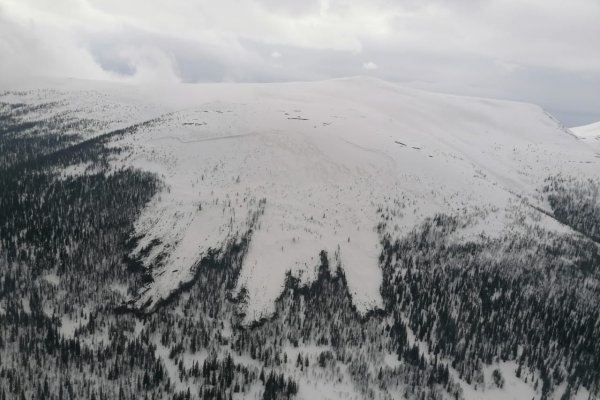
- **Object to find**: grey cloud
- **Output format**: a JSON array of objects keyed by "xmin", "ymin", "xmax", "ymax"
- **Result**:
[
  {"xmin": 0, "ymin": 0, "xmax": 599, "ymax": 125},
  {"xmin": 254, "ymin": 0, "xmax": 321, "ymax": 16}
]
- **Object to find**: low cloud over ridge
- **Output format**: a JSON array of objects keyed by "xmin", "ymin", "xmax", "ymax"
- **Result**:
[{"xmin": 1, "ymin": 0, "xmax": 599, "ymax": 125}]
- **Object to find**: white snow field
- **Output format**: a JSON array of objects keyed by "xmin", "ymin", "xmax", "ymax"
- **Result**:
[
  {"xmin": 571, "ymin": 121, "xmax": 600, "ymax": 157},
  {"xmin": 571, "ymin": 120, "xmax": 600, "ymax": 140},
  {"xmin": 3, "ymin": 77, "xmax": 598, "ymax": 324}
]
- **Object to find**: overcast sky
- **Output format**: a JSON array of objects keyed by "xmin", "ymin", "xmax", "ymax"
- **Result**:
[{"xmin": 1, "ymin": 0, "xmax": 599, "ymax": 126}]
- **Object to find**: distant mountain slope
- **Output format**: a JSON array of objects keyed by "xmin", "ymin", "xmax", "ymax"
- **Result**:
[{"xmin": 571, "ymin": 121, "xmax": 600, "ymax": 140}]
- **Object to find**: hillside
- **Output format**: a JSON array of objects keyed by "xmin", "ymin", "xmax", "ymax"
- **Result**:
[
  {"xmin": 0, "ymin": 78, "xmax": 599, "ymax": 400},
  {"xmin": 571, "ymin": 121, "xmax": 600, "ymax": 140}
]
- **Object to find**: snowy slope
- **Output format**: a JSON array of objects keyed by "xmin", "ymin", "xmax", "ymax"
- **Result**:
[
  {"xmin": 3, "ymin": 77, "xmax": 598, "ymax": 323},
  {"xmin": 571, "ymin": 121, "xmax": 600, "ymax": 140},
  {"xmin": 571, "ymin": 122, "xmax": 600, "ymax": 158},
  {"xmin": 0, "ymin": 79, "xmax": 165, "ymax": 140}
]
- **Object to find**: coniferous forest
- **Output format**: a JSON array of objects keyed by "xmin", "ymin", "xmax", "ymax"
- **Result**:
[{"xmin": 1, "ymin": 93, "xmax": 599, "ymax": 400}]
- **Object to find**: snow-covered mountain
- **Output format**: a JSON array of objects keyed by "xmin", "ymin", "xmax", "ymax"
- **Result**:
[
  {"xmin": 112, "ymin": 78, "xmax": 599, "ymax": 320},
  {"xmin": 571, "ymin": 121, "xmax": 600, "ymax": 140},
  {"xmin": 3, "ymin": 77, "xmax": 598, "ymax": 320},
  {"xmin": 2, "ymin": 78, "xmax": 599, "ymax": 400}
]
